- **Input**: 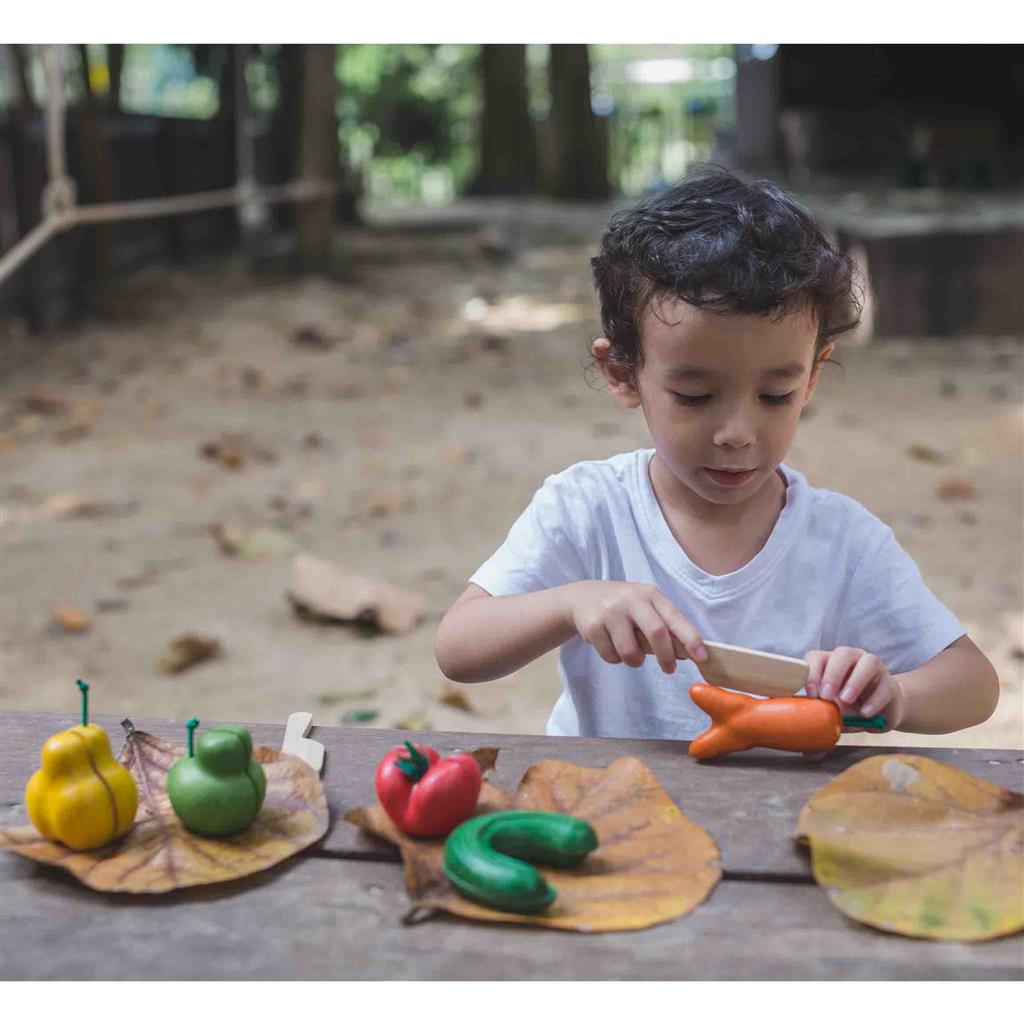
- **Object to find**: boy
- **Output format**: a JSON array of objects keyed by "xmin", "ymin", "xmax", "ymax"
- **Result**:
[{"xmin": 435, "ymin": 166, "xmax": 999, "ymax": 741}]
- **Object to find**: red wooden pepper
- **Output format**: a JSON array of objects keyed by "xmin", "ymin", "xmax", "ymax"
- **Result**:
[{"xmin": 374, "ymin": 741, "xmax": 482, "ymax": 837}]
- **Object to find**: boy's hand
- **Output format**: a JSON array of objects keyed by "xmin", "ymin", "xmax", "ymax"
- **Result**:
[
  {"xmin": 803, "ymin": 647, "xmax": 905, "ymax": 730},
  {"xmin": 563, "ymin": 581, "xmax": 707, "ymax": 674}
]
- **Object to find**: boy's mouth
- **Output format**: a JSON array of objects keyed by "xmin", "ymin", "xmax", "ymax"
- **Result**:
[{"xmin": 704, "ymin": 467, "xmax": 755, "ymax": 486}]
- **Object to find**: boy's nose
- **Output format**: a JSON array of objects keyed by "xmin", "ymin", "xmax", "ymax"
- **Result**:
[{"xmin": 712, "ymin": 415, "xmax": 757, "ymax": 449}]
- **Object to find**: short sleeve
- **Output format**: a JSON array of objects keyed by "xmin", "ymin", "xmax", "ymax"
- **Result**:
[
  {"xmin": 469, "ymin": 475, "xmax": 592, "ymax": 597},
  {"xmin": 834, "ymin": 524, "xmax": 966, "ymax": 673}
]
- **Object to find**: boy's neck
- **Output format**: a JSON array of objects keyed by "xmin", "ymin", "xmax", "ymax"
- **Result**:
[{"xmin": 649, "ymin": 454, "xmax": 787, "ymax": 532}]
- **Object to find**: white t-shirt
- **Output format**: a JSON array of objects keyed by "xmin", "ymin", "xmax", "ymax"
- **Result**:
[{"xmin": 470, "ymin": 449, "xmax": 966, "ymax": 739}]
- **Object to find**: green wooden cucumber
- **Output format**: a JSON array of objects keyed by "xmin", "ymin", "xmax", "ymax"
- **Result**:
[{"xmin": 443, "ymin": 810, "xmax": 598, "ymax": 913}]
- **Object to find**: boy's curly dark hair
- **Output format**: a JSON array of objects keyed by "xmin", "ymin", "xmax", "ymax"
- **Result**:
[{"xmin": 590, "ymin": 165, "xmax": 861, "ymax": 379}]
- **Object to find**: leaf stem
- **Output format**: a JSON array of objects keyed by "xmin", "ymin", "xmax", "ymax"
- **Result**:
[
  {"xmin": 186, "ymin": 717, "xmax": 200, "ymax": 757},
  {"xmin": 77, "ymin": 679, "xmax": 89, "ymax": 726},
  {"xmin": 842, "ymin": 714, "xmax": 887, "ymax": 731},
  {"xmin": 395, "ymin": 740, "xmax": 430, "ymax": 782}
]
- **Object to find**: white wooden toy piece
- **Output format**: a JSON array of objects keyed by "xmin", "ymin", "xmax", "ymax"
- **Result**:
[
  {"xmin": 639, "ymin": 638, "xmax": 808, "ymax": 698},
  {"xmin": 281, "ymin": 712, "xmax": 325, "ymax": 774}
]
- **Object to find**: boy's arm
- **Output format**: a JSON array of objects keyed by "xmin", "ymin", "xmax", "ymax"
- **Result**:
[
  {"xmin": 435, "ymin": 583, "xmax": 578, "ymax": 683},
  {"xmin": 892, "ymin": 635, "xmax": 1000, "ymax": 733}
]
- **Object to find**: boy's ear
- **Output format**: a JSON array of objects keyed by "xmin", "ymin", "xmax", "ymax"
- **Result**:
[
  {"xmin": 592, "ymin": 338, "xmax": 641, "ymax": 409},
  {"xmin": 804, "ymin": 342, "xmax": 835, "ymax": 400}
]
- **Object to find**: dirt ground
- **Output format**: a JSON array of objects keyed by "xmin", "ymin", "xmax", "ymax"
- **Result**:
[{"xmin": 2, "ymin": 200, "xmax": 1021, "ymax": 750}]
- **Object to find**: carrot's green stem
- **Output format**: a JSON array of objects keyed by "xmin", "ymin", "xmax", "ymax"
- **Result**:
[
  {"xmin": 842, "ymin": 714, "xmax": 887, "ymax": 731},
  {"xmin": 76, "ymin": 679, "xmax": 89, "ymax": 726},
  {"xmin": 186, "ymin": 717, "xmax": 200, "ymax": 757}
]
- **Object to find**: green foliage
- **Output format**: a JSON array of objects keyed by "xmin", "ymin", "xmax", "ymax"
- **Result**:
[{"xmin": 338, "ymin": 45, "xmax": 480, "ymax": 202}]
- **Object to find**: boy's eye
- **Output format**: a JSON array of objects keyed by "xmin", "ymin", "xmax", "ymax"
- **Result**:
[{"xmin": 671, "ymin": 392, "xmax": 797, "ymax": 407}]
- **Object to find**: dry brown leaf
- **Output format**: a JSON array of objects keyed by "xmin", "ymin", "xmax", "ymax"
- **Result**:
[
  {"xmin": 393, "ymin": 711, "xmax": 432, "ymax": 731},
  {"xmin": 906, "ymin": 443, "xmax": 948, "ymax": 464},
  {"xmin": 346, "ymin": 755, "xmax": 721, "ymax": 933},
  {"xmin": 288, "ymin": 551, "xmax": 427, "ymax": 635},
  {"xmin": 40, "ymin": 492, "xmax": 138, "ymax": 520},
  {"xmin": 796, "ymin": 754, "xmax": 1024, "ymax": 941},
  {"xmin": 936, "ymin": 477, "xmax": 977, "ymax": 501},
  {"xmin": 357, "ymin": 487, "xmax": 415, "ymax": 519},
  {"xmin": 0, "ymin": 727, "xmax": 328, "ymax": 893},
  {"xmin": 436, "ymin": 681, "xmax": 475, "ymax": 713},
  {"xmin": 50, "ymin": 605, "xmax": 91, "ymax": 633},
  {"xmin": 212, "ymin": 520, "xmax": 295, "ymax": 558},
  {"xmin": 199, "ymin": 433, "xmax": 277, "ymax": 470},
  {"xmin": 290, "ymin": 325, "xmax": 335, "ymax": 350},
  {"xmin": 158, "ymin": 633, "xmax": 222, "ymax": 673},
  {"xmin": 23, "ymin": 386, "xmax": 69, "ymax": 415}
]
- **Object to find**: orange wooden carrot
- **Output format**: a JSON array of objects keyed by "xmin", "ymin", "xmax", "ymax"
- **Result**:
[{"xmin": 689, "ymin": 683, "xmax": 843, "ymax": 758}]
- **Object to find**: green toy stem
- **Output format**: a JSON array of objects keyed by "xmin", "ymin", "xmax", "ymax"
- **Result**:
[
  {"xmin": 76, "ymin": 679, "xmax": 89, "ymax": 726},
  {"xmin": 842, "ymin": 714, "xmax": 887, "ymax": 732},
  {"xmin": 395, "ymin": 740, "xmax": 430, "ymax": 782},
  {"xmin": 186, "ymin": 717, "xmax": 200, "ymax": 757}
]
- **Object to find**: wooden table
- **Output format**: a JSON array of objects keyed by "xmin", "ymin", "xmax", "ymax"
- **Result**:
[{"xmin": 2, "ymin": 712, "xmax": 1022, "ymax": 980}]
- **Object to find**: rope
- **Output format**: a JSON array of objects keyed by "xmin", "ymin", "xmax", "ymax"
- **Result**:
[{"xmin": 0, "ymin": 45, "xmax": 340, "ymax": 287}]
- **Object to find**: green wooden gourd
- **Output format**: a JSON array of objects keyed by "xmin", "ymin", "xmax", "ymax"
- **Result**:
[{"xmin": 167, "ymin": 720, "xmax": 266, "ymax": 836}]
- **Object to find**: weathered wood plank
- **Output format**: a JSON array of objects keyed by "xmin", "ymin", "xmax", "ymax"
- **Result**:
[
  {"xmin": 3, "ymin": 713, "xmax": 1022, "ymax": 877},
  {"xmin": 1, "ymin": 855, "xmax": 1020, "ymax": 980}
]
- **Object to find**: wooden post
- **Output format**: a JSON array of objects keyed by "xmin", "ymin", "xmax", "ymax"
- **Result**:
[
  {"xmin": 471, "ymin": 45, "xmax": 536, "ymax": 195},
  {"xmin": 545, "ymin": 45, "xmax": 608, "ymax": 200},
  {"xmin": 295, "ymin": 44, "xmax": 338, "ymax": 271}
]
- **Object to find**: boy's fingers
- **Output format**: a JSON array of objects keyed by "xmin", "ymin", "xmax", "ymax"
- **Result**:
[
  {"xmin": 606, "ymin": 618, "xmax": 645, "ymax": 668},
  {"xmin": 819, "ymin": 648, "xmax": 860, "ymax": 701},
  {"xmin": 632, "ymin": 606, "xmax": 677, "ymax": 673},
  {"xmin": 838, "ymin": 655, "xmax": 881, "ymax": 706},
  {"xmin": 803, "ymin": 650, "xmax": 829, "ymax": 697},
  {"xmin": 651, "ymin": 596, "xmax": 707, "ymax": 662},
  {"xmin": 585, "ymin": 625, "xmax": 622, "ymax": 665}
]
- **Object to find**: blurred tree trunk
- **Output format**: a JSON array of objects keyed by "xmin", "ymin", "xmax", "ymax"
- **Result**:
[
  {"xmin": 471, "ymin": 44, "xmax": 535, "ymax": 195},
  {"xmin": 75, "ymin": 46, "xmax": 116, "ymax": 316},
  {"xmin": 108, "ymin": 45, "xmax": 124, "ymax": 113},
  {"xmin": 545, "ymin": 44, "xmax": 608, "ymax": 199},
  {"xmin": 296, "ymin": 44, "xmax": 339, "ymax": 270}
]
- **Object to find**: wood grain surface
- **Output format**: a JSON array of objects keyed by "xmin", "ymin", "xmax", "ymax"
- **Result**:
[
  {"xmin": 2, "ymin": 854, "xmax": 1021, "ymax": 981},
  {"xmin": 3, "ymin": 712, "xmax": 1021, "ymax": 876},
  {"xmin": 3, "ymin": 711, "xmax": 1021, "ymax": 980}
]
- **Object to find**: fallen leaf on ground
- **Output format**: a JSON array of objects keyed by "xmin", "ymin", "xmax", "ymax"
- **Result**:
[
  {"xmin": 436, "ymin": 681, "xmax": 475, "ymax": 713},
  {"xmin": 317, "ymin": 688, "xmax": 378, "ymax": 706},
  {"xmin": 22, "ymin": 386, "xmax": 69, "ymax": 415},
  {"xmin": 40, "ymin": 492, "xmax": 138, "ymax": 520},
  {"xmin": 0, "ymin": 727, "xmax": 328, "ymax": 893},
  {"xmin": 393, "ymin": 711, "xmax": 432, "ymax": 731},
  {"xmin": 906, "ymin": 443, "xmax": 948, "ymax": 464},
  {"xmin": 342, "ymin": 709, "xmax": 380, "ymax": 724},
  {"xmin": 289, "ymin": 325, "xmax": 335, "ymax": 350},
  {"xmin": 796, "ymin": 754, "xmax": 1024, "ymax": 941},
  {"xmin": 211, "ymin": 520, "xmax": 295, "ymax": 558},
  {"xmin": 50, "ymin": 605, "xmax": 91, "ymax": 633},
  {"xmin": 54, "ymin": 421, "xmax": 92, "ymax": 443},
  {"xmin": 158, "ymin": 633, "xmax": 222, "ymax": 673},
  {"xmin": 936, "ymin": 478, "xmax": 977, "ymax": 501},
  {"xmin": 357, "ymin": 487, "xmax": 415, "ymax": 519},
  {"xmin": 199, "ymin": 433, "xmax": 277, "ymax": 470},
  {"xmin": 346, "ymin": 755, "xmax": 721, "ymax": 933},
  {"xmin": 288, "ymin": 552, "xmax": 427, "ymax": 635}
]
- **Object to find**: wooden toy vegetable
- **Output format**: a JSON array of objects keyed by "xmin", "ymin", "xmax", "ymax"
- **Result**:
[
  {"xmin": 25, "ymin": 680, "xmax": 138, "ymax": 851},
  {"xmin": 688, "ymin": 683, "xmax": 887, "ymax": 759},
  {"xmin": 443, "ymin": 810, "xmax": 598, "ymax": 913},
  {"xmin": 375, "ymin": 741, "xmax": 481, "ymax": 838},
  {"xmin": 167, "ymin": 718, "xmax": 267, "ymax": 836}
]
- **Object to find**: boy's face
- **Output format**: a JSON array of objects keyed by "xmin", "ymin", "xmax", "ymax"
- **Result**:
[{"xmin": 596, "ymin": 296, "xmax": 832, "ymax": 511}]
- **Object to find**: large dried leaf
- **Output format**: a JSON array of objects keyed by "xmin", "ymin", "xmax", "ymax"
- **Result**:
[
  {"xmin": 288, "ymin": 551, "xmax": 427, "ymax": 634},
  {"xmin": 796, "ymin": 754, "xmax": 1024, "ymax": 941},
  {"xmin": 0, "ymin": 728, "xmax": 328, "ymax": 893},
  {"xmin": 347, "ymin": 755, "xmax": 721, "ymax": 933}
]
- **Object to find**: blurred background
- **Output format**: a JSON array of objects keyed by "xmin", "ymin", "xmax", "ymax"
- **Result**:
[{"xmin": 1, "ymin": 44, "xmax": 1021, "ymax": 748}]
